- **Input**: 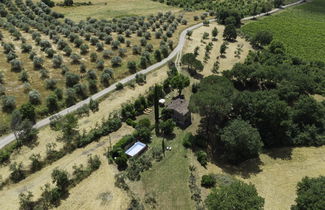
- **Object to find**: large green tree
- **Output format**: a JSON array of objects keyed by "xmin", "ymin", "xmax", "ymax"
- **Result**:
[
  {"xmin": 190, "ymin": 76, "xmax": 236, "ymax": 145},
  {"xmin": 221, "ymin": 119, "xmax": 263, "ymax": 163},
  {"xmin": 205, "ymin": 180, "xmax": 264, "ymax": 210},
  {"xmin": 291, "ymin": 176, "xmax": 325, "ymax": 210},
  {"xmin": 223, "ymin": 25, "xmax": 237, "ymax": 41},
  {"xmin": 170, "ymin": 74, "xmax": 190, "ymax": 96}
]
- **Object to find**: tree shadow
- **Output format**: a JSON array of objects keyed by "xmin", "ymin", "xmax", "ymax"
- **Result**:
[
  {"xmin": 212, "ymin": 157, "xmax": 263, "ymax": 179},
  {"xmin": 188, "ymin": 69, "xmax": 203, "ymax": 80},
  {"xmin": 264, "ymin": 147, "xmax": 293, "ymax": 160}
]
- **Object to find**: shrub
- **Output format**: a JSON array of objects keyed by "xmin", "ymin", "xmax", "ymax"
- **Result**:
[
  {"xmin": 2, "ymin": 96, "xmax": 16, "ymax": 113},
  {"xmin": 201, "ymin": 174, "xmax": 216, "ymax": 188},
  {"xmin": 116, "ymin": 82, "xmax": 124, "ymax": 90},
  {"xmin": 159, "ymin": 119, "xmax": 176, "ymax": 136},
  {"xmin": 135, "ymin": 73, "xmax": 146, "ymax": 84},
  {"xmin": 29, "ymin": 154, "xmax": 42, "ymax": 172},
  {"xmin": 103, "ymin": 50, "xmax": 113, "ymax": 59},
  {"xmin": 90, "ymin": 36, "xmax": 99, "ymax": 45},
  {"xmin": 28, "ymin": 90, "xmax": 41, "ymax": 105},
  {"xmin": 52, "ymin": 55, "xmax": 63, "ymax": 68},
  {"xmin": 121, "ymin": 103, "xmax": 136, "ymax": 120},
  {"xmin": 111, "ymin": 56, "xmax": 122, "ymax": 67},
  {"xmin": 9, "ymin": 162, "xmax": 25, "ymax": 183},
  {"xmin": 89, "ymin": 98, "xmax": 99, "ymax": 113},
  {"xmin": 65, "ymin": 88, "xmax": 77, "ymax": 107},
  {"xmin": 70, "ymin": 53, "xmax": 81, "ymax": 64},
  {"xmin": 128, "ymin": 61, "xmax": 137, "ymax": 73},
  {"xmin": 45, "ymin": 79, "xmax": 57, "ymax": 90},
  {"xmin": 100, "ymin": 69, "xmax": 112, "ymax": 87},
  {"xmin": 88, "ymin": 79, "xmax": 98, "ymax": 94},
  {"xmin": 80, "ymin": 43, "xmax": 89, "ymax": 54},
  {"xmin": 46, "ymin": 94, "xmax": 59, "ymax": 113},
  {"xmin": 111, "ymin": 40, "xmax": 120, "ymax": 50},
  {"xmin": 196, "ymin": 150, "xmax": 207, "ymax": 167},
  {"xmin": 90, "ymin": 52, "xmax": 98, "ymax": 62},
  {"xmin": 10, "ymin": 59, "xmax": 23, "ymax": 72},
  {"xmin": 96, "ymin": 59, "xmax": 105, "ymax": 70},
  {"xmin": 96, "ymin": 42, "xmax": 104, "ymax": 51},
  {"xmin": 65, "ymin": 72, "xmax": 80, "ymax": 87},
  {"xmin": 118, "ymin": 48, "xmax": 127, "ymax": 57},
  {"xmin": 182, "ymin": 132, "xmax": 195, "ymax": 148},
  {"xmin": 45, "ymin": 48, "xmax": 55, "ymax": 58},
  {"xmin": 19, "ymin": 71, "xmax": 29, "ymax": 82}
]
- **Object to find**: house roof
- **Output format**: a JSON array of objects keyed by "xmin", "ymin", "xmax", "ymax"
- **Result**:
[
  {"xmin": 125, "ymin": 141, "xmax": 146, "ymax": 157},
  {"xmin": 167, "ymin": 98, "xmax": 189, "ymax": 115}
]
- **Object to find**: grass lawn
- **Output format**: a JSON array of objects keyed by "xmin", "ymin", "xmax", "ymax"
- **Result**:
[
  {"xmin": 242, "ymin": 0, "xmax": 325, "ymax": 62},
  {"xmin": 52, "ymin": 0, "xmax": 180, "ymax": 21},
  {"xmin": 139, "ymin": 128, "xmax": 195, "ymax": 210}
]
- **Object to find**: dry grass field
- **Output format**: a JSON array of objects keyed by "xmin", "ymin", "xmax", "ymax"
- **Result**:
[
  {"xmin": 190, "ymin": 145, "xmax": 325, "ymax": 210},
  {"xmin": 52, "ymin": 0, "xmax": 180, "ymax": 21}
]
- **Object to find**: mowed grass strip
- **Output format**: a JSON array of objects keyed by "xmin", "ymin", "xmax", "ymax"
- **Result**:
[
  {"xmin": 140, "ymin": 129, "xmax": 195, "ymax": 210},
  {"xmin": 52, "ymin": 0, "xmax": 180, "ymax": 21},
  {"xmin": 242, "ymin": 0, "xmax": 325, "ymax": 62}
]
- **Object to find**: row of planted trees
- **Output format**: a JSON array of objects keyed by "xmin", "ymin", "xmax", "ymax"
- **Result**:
[{"xmin": 0, "ymin": 0, "xmax": 193, "ymax": 136}]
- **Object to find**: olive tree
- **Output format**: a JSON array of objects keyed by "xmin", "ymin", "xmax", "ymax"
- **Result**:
[{"xmin": 28, "ymin": 90, "xmax": 41, "ymax": 105}]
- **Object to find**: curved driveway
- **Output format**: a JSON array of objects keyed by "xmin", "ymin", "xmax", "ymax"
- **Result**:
[{"xmin": 0, "ymin": 0, "xmax": 305, "ymax": 149}]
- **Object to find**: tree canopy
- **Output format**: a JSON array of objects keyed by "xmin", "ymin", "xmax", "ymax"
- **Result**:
[
  {"xmin": 205, "ymin": 180, "xmax": 264, "ymax": 210},
  {"xmin": 221, "ymin": 119, "xmax": 263, "ymax": 163},
  {"xmin": 291, "ymin": 176, "xmax": 325, "ymax": 210}
]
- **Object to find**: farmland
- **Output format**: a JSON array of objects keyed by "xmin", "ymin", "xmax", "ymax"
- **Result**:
[
  {"xmin": 242, "ymin": 0, "xmax": 325, "ymax": 62},
  {"xmin": 0, "ymin": 0, "xmax": 203, "ymax": 136},
  {"xmin": 0, "ymin": 0, "xmax": 324, "ymax": 209}
]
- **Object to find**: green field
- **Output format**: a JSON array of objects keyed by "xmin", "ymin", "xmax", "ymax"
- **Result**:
[
  {"xmin": 139, "ymin": 129, "xmax": 195, "ymax": 210},
  {"xmin": 242, "ymin": 0, "xmax": 325, "ymax": 62}
]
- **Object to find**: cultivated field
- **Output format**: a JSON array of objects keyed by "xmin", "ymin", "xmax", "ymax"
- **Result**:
[
  {"xmin": 242, "ymin": 0, "xmax": 325, "ymax": 62},
  {"xmin": 0, "ymin": 0, "xmax": 204, "ymax": 136}
]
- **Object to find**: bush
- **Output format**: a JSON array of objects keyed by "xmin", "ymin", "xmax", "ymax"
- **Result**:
[
  {"xmin": 201, "ymin": 174, "xmax": 216, "ymax": 188},
  {"xmin": 46, "ymin": 94, "xmax": 59, "ymax": 113},
  {"xmin": 9, "ymin": 162, "xmax": 25, "ymax": 183},
  {"xmin": 45, "ymin": 79, "xmax": 57, "ymax": 90},
  {"xmin": 29, "ymin": 154, "xmax": 43, "ymax": 172},
  {"xmin": 159, "ymin": 119, "xmax": 176, "ymax": 136},
  {"xmin": 111, "ymin": 56, "xmax": 122, "ymax": 67},
  {"xmin": 89, "ymin": 98, "xmax": 99, "ymax": 113},
  {"xmin": 182, "ymin": 132, "xmax": 195, "ymax": 148},
  {"xmin": 10, "ymin": 59, "xmax": 23, "ymax": 72},
  {"xmin": 90, "ymin": 52, "xmax": 98, "ymax": 62},
  {"xmin": 52, "ymin": 55, "xmax": 63, "ymax": 68},
  {"xmin": 2, "ymin": 95, "xmax": 16, "ymax": 113},
  {"xmin": 116, "ymin": 82, "xmax": 124, "ymax": 90},
  {"xmin": 65, "ymin": 72, "xmax": 80, "ymax": 87},
  {"xmin": 196, "ymin": 150, "xmax": 207, "ymax": 167},
  {"xmin": 19, "ymin": 71, "xmax": 29, "ymax": 83},
  {"xmin": 28, "ymin": 90, "xmax": 41, "ymax": 105},
  {"xmin": 135, "ymin": 73, "xmax": 146, "ymax": 84},
  {"xmin": 128, "ymin": 61, "xmax": 137, "ymax": 73}
]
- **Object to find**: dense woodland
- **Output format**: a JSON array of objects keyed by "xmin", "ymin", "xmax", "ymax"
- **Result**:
[{"xmin": 189, "ymin": 41, "xmax": 325, "ymax": 163}]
